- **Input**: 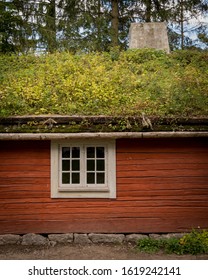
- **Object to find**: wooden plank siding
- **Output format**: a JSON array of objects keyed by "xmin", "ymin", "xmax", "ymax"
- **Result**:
[{"xmin": 0, "ymin": 138, "xmax": 207, "ymax": 234}]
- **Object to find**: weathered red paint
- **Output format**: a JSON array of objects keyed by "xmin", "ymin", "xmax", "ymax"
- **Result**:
[{"xmin": 0, "ymin": 138, "xmax": 207, "ymax": 234}]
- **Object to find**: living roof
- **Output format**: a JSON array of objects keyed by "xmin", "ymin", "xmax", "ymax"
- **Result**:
[
  {"xmin": 0, "ymin": 115, "xmax": 208, "ymax": 134},
  {"xmin": 0, "ymin": 49, "xmax": 208, "ymax": 133}
]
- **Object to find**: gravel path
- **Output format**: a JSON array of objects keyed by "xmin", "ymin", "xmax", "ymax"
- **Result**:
[{"xmin": 0, "ymin": 244, "xmax": 207, "ymax": 260}]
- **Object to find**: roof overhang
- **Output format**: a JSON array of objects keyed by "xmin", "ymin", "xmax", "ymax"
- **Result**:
[{"xmin": 0, "ymin": 116, "xmax": 208, "ymax": 137}]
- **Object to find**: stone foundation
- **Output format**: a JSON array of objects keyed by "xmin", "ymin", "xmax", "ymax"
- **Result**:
[{"xmin": 0, "ymin": 233, "xmax": 185, "ymax": 246}]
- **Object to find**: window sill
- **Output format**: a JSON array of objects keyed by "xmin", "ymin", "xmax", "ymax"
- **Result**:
[{"xmin": 58, "ymin": 187, "xmax": 109, "ymax": 192}]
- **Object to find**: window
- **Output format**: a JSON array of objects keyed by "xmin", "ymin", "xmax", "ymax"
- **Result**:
[{"xmin": 51, "ymin": 140, "xmax": 116, "ymax": 198}]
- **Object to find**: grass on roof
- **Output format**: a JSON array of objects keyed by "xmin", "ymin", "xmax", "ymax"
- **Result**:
[{"xmin": 0, "ymin": 48, "xmax": 208, "ymax": 118}]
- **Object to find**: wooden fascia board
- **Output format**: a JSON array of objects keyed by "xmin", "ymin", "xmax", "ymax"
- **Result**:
[{"xmin": 0, "ymin": 131, "xmax": 208, "ymax": 140}]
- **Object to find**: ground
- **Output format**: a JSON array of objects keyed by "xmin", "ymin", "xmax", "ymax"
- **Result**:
[{"xmin": 0, "ymin": 244, "xmax": 207, "ymax": 260}]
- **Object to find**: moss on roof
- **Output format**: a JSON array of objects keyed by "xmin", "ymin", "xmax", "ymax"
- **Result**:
[
  {"xmin": 0, "ymin": 49, "xmax": 208, "ymax": 119},
  {"xmin": 0, "ymin": 115, "xmax": 208, "ymax": 133}
]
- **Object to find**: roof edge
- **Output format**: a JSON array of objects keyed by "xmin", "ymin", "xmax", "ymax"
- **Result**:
[
  {"xmin": 1, "ymin": 116, "xmax": 208, "ymax": 134},
  {"xmin": 1, "ymin": 115, "xmax": 208, "ymax": 123},
  {"xmin": 0, "ymin": 131, "xmax": 208, "ymax": 140}
]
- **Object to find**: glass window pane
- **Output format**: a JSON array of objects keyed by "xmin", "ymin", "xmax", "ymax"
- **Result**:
[
  {"xmin": 72, "ymin": 147, "xmax": 80, "ymax": 158},
  {"xmin": 62, "ymin": 160, "xmax": 70, "ymax": 171},
  {"xmin": 87, "ymin": 160, "xmax": 95, "ymax": 171},
  {"xmin": 72, "ymin": 160, "xmax": 80, "ymax": 171},
  {"xmin": 97, "ymin": 173, "xmax": 105, "ymax": 184},
  {"xmin": 62, "ymin": 147, "xmax": 70, "ymax": 158},
  {"xmin": 97, "ymin": 160, "xmax": 105, "ymax": 171},
  {"xmin": 96, "ymin": 147, "xmax": 105, "ymax": 158},
  {"xmin": 87, "ymin": 147, "xmax": 95, "ymax": 158},
  {"xmin": 62, "ymin": 173, "xmax": 70, "ymax": 184},
  {"xmin": 72, "ymin": 173, "xmax": 80, "ymax": 184},
  {"xmin": 87, "ymin": 173, "xmax": 95, "ymax": 184}
]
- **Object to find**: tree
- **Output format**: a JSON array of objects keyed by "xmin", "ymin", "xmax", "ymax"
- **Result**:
[
  {"xmin": 33, "ymin": 0, "xmax": 57, "ymax": 53},
  {"xmin": 1, "ymin": 0, "xmax": 207, "ymax": 53},
  {"xmin": 103, "ymin": 0, "xmax": 138, "ymax": 48},
  {"xmin": 135, "ymin": 0, "xmax": 171, "ymax": 22},
  {"xmin": 59, "ymin": 0, "xmax": 137, "ymax": 51},
  {"xmin": 0, "ymin": 0, "xmax": 17, "ymax": 53},
  {"xmin": 78, "ymin": 0, "xmax": 111, "ymax": 52},
  {"xmin": 0, "ymin": 0, "xmax": 35, "ymax": 53},
  {"xmin": 45, "ymin": 0, "xmax": 56, "ymax": 52},
  {"xmin": 198, "ymin": 26, "xmax": 208, "ymax": 48},
  {"xmin": 111, "ymin": 0, "xmax": 119, "ymax": 46},
  {"xmin": 170, "ymin": 0, "xmax": 208, "ymax": 49}
]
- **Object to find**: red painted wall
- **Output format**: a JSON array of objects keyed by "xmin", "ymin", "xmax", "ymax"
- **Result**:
[{"xmin": 0, "ymin": 138, "xmax": 207, "ymax": 234}]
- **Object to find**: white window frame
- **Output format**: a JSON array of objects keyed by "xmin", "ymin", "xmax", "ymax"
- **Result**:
[{"xmin": 51, "ymin": 139, "xmax": 116, "ymax": 198}]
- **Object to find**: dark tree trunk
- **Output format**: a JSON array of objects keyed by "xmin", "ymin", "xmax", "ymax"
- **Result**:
[
  {"xmin": 145, "ymin": 0, "xmax": 152, "ymax": 22},
  {"xmin": 180, "ymin": 0, "xmax": 184, "ymax": 49},
  {"xmin": 111, "ymin": 0, "xmax": 119, "ymax": 46},
  {"xmin": 47, "ymin": 0, "xmax": 56, "ymax": 52},
  {"xmin": 97, "ymin": 0, "xmax": 102, "ymax": 50}
]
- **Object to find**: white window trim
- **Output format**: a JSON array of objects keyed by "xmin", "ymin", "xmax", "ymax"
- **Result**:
[{"xmin": 51, "ymin": 139, "xmax": 116, "ymax": 198}]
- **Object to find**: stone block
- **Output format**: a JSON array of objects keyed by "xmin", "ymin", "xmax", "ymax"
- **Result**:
[
  {"xmin": 89, "ymin": 233, "xmax": 125, "ymax": 244},
  {"xmin": 149, "ymin": 234, "xmax": 163, "ymax": 240},
  {"xmin": 48, "ymin": 233, "xmax": 73, "ymax": 245},
  {"xmin": 0, "ymin": 234, "xmax": 22, "ymax": 245},
  {"xmin": 125, "ymin": 234, "xmax": 148, "ymax": 244},
  {"xmin": 162, "ymin": 233, "xmax": 185, "ymax": 239},
  {"xmin": 74, "ymin": 234, "xmax": 92, "ymax": 244},
  {"xmin": 22, "ymin": 233, "xmax": 49, "ymax": 246},
  {"xmin": 149, "ymin": 233, "xmax": 185, "ymax": 240}
]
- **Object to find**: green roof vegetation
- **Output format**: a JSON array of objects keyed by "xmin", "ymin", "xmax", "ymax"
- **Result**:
[{"xmin": 0, "ymin": 49, "xmax": 208, "ymax": 118}]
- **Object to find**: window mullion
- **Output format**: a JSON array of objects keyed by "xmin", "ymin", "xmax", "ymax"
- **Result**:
[
  {"xmin": 105, "ymin": 145, "xmax": 107, "ymax": 185},
  {"xmin": 59, "ymin": 144, "xmax": 62, "ymax": 187},
  {"xmin": 80, "ymin": 144, "xmax": 85, "ymax": 187}
]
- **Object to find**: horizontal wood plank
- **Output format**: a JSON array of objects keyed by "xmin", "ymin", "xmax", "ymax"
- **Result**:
[
  {"xmin": 0, "ymin": 138, "xmax": 208, "ymax": 234},
  {"xmin": 0, "ymin": 216, "xmax": 207, "ymax": 234}
]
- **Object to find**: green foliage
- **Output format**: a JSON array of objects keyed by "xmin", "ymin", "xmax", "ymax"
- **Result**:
[
  {"xmin": 178, "ymin": 229, "xmax": 208, "ymax": 255},
  {"xmin": 120, "ymin": 48, "xmax": 166, "ymax": 64},
  {"xmin": 164, "ymin": 238, "xmax": 182, "ymax": 254},
  {"xmin": 0, "ymin": 49, "xmax": 207, "ymax": 117},
  {"xmin": 0, "ymin": 1, "xmax": 36, "ymax": 54},
  {"xmin": 137, "ymin": 229, "xmax": 208, "ymax": 255},
  {"xmin": 137, "ymin": 238, "xmax": 166, "ymax": 253}
]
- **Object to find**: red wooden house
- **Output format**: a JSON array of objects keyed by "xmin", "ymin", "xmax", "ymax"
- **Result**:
[{"xmin": 0, "ymin": 116, "xmax": 207, "ymax": 234}]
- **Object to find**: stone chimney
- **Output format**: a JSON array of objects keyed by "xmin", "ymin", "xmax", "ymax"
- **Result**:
[{"xmin": 129, "ymin": 22, "xmax": 170, "ymax": 53}]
